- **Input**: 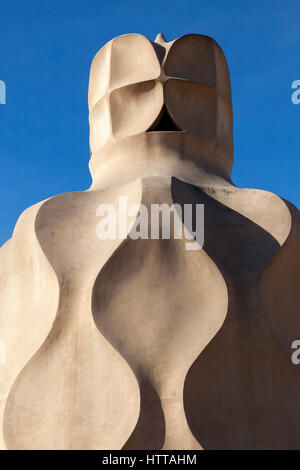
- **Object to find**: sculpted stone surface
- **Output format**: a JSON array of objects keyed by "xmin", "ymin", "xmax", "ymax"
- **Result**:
[{"xmin": 0, "ymin": 33, "xmax": 299, "ymax": 450}]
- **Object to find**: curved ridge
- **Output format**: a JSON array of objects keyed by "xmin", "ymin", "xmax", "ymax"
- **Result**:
[
  {"xmin": 3, "ymin": 182, "xmax": 144, "ymax": 449},
  {"xmin": 91, "ymin": 176, "xmax": 228, "ymax": 449},
  {"xmin": 1, "ymin": 199, "xmax": 60, "ymax": 450},
  {"xmin": 175, "ymin": 183, "xmax": 300, "ymax": 450}
]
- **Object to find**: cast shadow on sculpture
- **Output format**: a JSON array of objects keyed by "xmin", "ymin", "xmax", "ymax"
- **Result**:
[
  {"xmin": 91, "ymin": 177, "xmax": 298, "ymax": 450},
  {"xmin": 173, "ymin": 180, "xmax": 300, "ymax": 450}
]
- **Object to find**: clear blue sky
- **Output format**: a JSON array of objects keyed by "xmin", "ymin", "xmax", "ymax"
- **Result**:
[{"xmin": 0, "ymin": 0, "xmax": 299, "ymax": 245}]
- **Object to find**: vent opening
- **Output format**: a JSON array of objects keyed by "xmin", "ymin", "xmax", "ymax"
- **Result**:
[{"xmin": 147, "ymin": 105, "xmax": 182, "ymax": 132}]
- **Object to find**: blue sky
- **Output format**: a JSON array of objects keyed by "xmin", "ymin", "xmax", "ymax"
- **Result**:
[{"xmin": 0, "ymin": 0, "xmax": 299, "ymax": 245}]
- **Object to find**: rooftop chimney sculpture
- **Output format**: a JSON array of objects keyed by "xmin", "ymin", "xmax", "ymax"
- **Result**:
[{"xmin": 0, "ymin": 33, "xmax": 299, "ymax": 450}]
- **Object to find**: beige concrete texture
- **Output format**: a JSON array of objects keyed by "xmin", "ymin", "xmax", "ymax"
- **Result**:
[{"xmin": 0, "ymin": 33, "xmax": 299, "ymax": 450}]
